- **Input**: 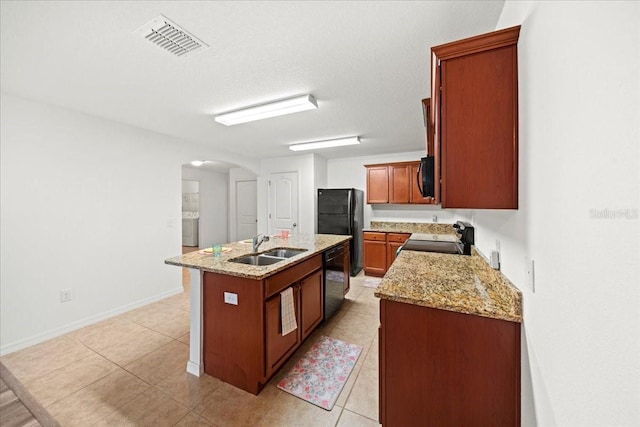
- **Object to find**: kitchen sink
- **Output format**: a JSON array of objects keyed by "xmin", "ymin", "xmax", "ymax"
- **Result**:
[
  {"xmin": 229, "ymin": 254, "xmax": 285, "ymax": 266},
  {"xmin": 261, "ymin": 248, "xmax": 307, "ymax": 258}
]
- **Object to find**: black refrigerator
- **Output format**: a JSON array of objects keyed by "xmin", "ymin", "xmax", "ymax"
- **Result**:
[{"xmin": 317, "ymin": 188, "xmax": 363, "ymax": 276}]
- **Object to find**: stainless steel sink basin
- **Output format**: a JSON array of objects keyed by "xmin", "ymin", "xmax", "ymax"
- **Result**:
[
  {"xmin": 262, "ymin": 248, "xmax": 308, "ymax": 258},
  {"xmin": 229, "ymin": 254, "xmax": 285, "ymax": 266}
]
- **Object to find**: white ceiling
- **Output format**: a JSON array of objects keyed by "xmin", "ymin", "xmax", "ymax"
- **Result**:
[{"xmin": 0, "ymin": 1, "xmax": 505, "ymax": 165}]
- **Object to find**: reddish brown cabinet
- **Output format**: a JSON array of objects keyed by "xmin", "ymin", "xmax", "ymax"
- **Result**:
[
  {"xmin": 363, "ymin": 231, "xmax": 387, "ymax": 277},
  {"xmin": 388, "ymin": 164, "xmax": 411, "ymax": 204},
  {"xmin": 299, "ymin": 269, "xmax": 323, "ymax": 340},
  {"xmin": 364, "ymin": 231, "xmax": 411, "ymax": 276},
  {"xmin": 379, "ymin": 299, "xmax": 521, "ymax": 426},
  {"xmin": 430, "ymin": 26, "xmax": 520, "ymax": 209},
  {"xmin": 203, "ymin": 254, "xmax": 326, "ymax": 394},
  {"xmin": 386, "ymin": 233, "xmax": 411, "ymax": 270},
  {"xmin": 265, "ymin": 286, "xmax": 300, "ymax": 378},
  {"xmin": 365, "ymin": 162, "xmax": 434, "ymax": 205},
  {"xmin": 366, "ymin": 165, "xmax": 389, "ymax": 204}
]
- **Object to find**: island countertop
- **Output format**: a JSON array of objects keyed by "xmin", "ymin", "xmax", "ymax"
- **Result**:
[
  {"xmin": 165, "ymin": 233, "xmax": 351, "ymax": 280},
  {"xmin": 374, "ymin": 248, "xmax": 522, "ymax": 323}
]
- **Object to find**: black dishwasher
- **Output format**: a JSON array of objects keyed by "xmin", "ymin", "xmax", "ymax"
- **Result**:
[{"xmin": 323, "ymin": 245, "xmax": 347, "ymax": 320}]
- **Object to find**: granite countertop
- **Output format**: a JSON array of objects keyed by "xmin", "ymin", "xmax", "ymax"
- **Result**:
[
  {"xmin": 374, "ymin": 248, "xmax": 522, "ymax": 323},
  {"xmin": 165, "ymin": 233, "xmax": 350, "ymax": 280},
  {"xmin": 365, "ymin": 221, "xmax": 458, "ymax": 235}
]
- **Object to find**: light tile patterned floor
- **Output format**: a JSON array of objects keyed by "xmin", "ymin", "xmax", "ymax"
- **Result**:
[{"xmin": 1, "ymin": 270, "xmax": 380, "ymax": 426}]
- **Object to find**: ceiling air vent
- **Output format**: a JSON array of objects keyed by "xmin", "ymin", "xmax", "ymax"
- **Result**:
[{"xmin": 134, "ymin": 15, "xmax": 208, "ymax": 58}]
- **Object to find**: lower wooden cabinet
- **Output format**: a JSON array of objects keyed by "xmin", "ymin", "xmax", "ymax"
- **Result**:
[
  {"xmin": 265, "ymin": 286, "xmax": 300, "ymax": 378},
  {"xmin": 300, "ymin": 269, "xmax": 323, "ymax": 340},
  {"xmin": 203, "ymin": 254, "xmax": 324, "ymax": 394},
  {"xmin": 379, "ymin": 299, "xmax": 521, "ymax": 426},
  {"xmin": 364, "ymin": 232, "xmax": 411, "ymax": 276},
  {"xmin": 363, "ymin": 232, "xmax": 387, "ymax": 277},
  {"xmin": 386, "ymin": 233, "xmax": 410, "ymax": 270}
]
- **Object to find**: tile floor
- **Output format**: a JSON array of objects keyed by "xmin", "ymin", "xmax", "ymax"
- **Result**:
[{"xmin": 1, "ymin": 267, "xmax": 381, "ymax": 426}]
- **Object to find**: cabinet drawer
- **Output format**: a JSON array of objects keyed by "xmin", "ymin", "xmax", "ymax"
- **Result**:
[
  {"xmin": 387, "ymin": 233, "xmax": 411, "ymax": 243},
  {"xmin": 265, "ymin": 254, "xmax": 322, "ymax": 299},
  {"xmin": 364, "ymin": 232, "xmax": 386, "ymax": 242}
]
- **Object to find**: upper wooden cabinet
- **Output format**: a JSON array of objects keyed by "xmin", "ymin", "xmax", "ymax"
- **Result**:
[
  {"xmin": 365, "ymin": 161, "xmax": 434, "ymax": 205},
  {"xmin": 431, "ymin": 26, "xmax": 520, "ymax": 209},
  {"xmin": 366, "ymin": 165, "xmax": 389, "ymax": 204}
]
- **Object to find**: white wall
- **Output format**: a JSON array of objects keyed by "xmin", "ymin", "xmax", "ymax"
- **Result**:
[
  {"xmin": 181, "ymin": 166, "xmax": 229, "ymax": 248},
  {"xmin": 0, "ymin": 94, "xmax": 255, "ymax": 354},
  {"xmin": 479, "ymin": 2, "xmax": 639, "ymax": 425},
  {"xmin": 314, "ymin": 155, "xmax": 328, "ymax": 233},
  {"xmin": 327, "ymin": 150, "xmax": 470, "ymax": 227}
]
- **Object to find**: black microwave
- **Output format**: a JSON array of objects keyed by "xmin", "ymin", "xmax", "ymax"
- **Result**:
[{"xmin": 416, "ymin": 156, "xmax": 435, "ymax": 198}]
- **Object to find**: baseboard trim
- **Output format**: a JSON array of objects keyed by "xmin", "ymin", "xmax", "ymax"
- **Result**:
[{"xmin": 0, "ymin": 286, "xmax": 184, "ymax": 356}]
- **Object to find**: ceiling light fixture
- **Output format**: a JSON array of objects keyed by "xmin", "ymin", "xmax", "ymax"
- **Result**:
[
  {"xmin": 190, "ymin": 160, "xmax": 205, "ymax": 167},
  {"xmin": 214, "ymin": 95, "xmax": 317, "ymax": 126},
  {"xmin": 288, "ymin": 136, "xmax": 361, "ymax": 152}
]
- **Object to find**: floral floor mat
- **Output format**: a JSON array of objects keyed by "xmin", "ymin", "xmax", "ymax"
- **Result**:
[{"xmin": 276, "ymin": 335, "xmax": 362, "ymax": 410}]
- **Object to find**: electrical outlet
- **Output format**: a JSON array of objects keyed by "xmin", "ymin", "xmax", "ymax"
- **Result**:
[
  {"xmin": 224, "ymin": 292, "xmax": 238, "ymax": 305},
  {"xmin": 490, "ymin": 250, "xmax": 501, "ymax": 269},
  {"xmin": 60, "ymin": 289, "xmax": 72, "ymax": 303}
]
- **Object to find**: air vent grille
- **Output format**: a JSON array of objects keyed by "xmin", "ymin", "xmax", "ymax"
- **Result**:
[{"xmin": 135, "ymin": 15, "xmax": 208, "ymax": 57}]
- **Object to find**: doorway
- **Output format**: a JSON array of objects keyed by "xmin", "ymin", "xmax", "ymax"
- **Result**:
[
  {"xmin": 235, "ymin": 180, "xmax": 257, "ymax": 240},
  {"xmin": 181, "ymin": 179, "xmax": 200, "ymax": 249},
  {"xmin": 268, "ymin": 171, "xmax": 299, "ymax": 235}
]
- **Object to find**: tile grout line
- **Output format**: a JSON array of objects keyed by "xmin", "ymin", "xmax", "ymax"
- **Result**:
[{"xmin": 0, "ymin": 361, "xmax": 60, "ymax": 427}]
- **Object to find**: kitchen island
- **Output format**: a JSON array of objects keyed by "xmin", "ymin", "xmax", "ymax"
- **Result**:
[
  {"xmin": 375, "ymin": 248, "xmax": 523, "ymax": 426},
  {"xmin": 164, "ymin": 233, "xmax": 351, "ymax": 394}
]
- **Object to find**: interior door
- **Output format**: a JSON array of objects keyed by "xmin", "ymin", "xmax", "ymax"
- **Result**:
[
  {"xmin": 268, "ymin": 172, "xmax": 299, "ymax": 235},
  {"xmin": 236, "ymin": 180, "xmax": 257, "ymax": 240}
]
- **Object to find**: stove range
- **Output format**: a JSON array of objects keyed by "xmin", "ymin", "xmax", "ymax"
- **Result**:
[{"xmin": 400, "ymin": 221, "xmax": 475, "ymax": 256}]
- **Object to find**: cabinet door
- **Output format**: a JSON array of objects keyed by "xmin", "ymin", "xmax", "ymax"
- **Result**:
[
  {"xmin": 434, "ymin": 26, "xmax": 519, "ymax": 209},
  {"xmin": 265, "ymin": 286, "xmax": 300, "ymax": 378},
  {"xmin": 364, "ymin": 235, "xmax": 387, "ymax": 277},
  {"xmin": 300, "ymin": 270, "xmax": 323, "ymax": 341},
  {"xmin": 366, "ymin": 166, "xmax": 389, "ymax": 204},
  {"xmin": 388, "ymin": 165, "xmax": 410, "ymax": 204},
  {"xmin": 380, "ymin": 300, "xmax": 521, "ymax": 426},
  {"xmin": 386, "ymin": 233, "xmax": 411, "ymax": 269}
]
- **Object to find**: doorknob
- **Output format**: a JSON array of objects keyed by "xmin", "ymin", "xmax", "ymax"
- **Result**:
[{"xmin": 292, "ymin": 223, "xmax": 297, "ymax": 228}]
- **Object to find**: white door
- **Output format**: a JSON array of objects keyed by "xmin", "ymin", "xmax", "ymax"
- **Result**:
[
  {"xmin": 236, "ymin": 180, "xmax": 257, "ymax": 240},
  {"xmin": 268, "ymin": 172, "xmax": 299, "ymax": 235}
]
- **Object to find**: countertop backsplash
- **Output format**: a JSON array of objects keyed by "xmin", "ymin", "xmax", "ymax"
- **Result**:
[{"xmin": 367, "ymin": 221, "xmax": 457, "ymax": 235}]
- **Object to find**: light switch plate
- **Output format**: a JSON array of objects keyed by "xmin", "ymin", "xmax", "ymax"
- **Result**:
[
  {"xmin": 224, "ymin": 292, "xmax": 238, "ymax": 305},
  {"xmin": 525, "ymin": 257, "xmax": 535, "ymax": 292}
]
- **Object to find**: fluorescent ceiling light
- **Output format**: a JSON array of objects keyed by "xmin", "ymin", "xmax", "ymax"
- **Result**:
[
  {"xmin": 289, "ymin": 136, "xmax": 361, "ymax": 151},
  {"xmin": 214, "ymin": 95, "xmax": 317, "ymax": 126}
]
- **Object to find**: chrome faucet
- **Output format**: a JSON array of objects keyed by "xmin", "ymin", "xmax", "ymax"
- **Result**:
[{"xmin": 252, "ymin": 234, "xmax": 268, "ymax": 252}]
